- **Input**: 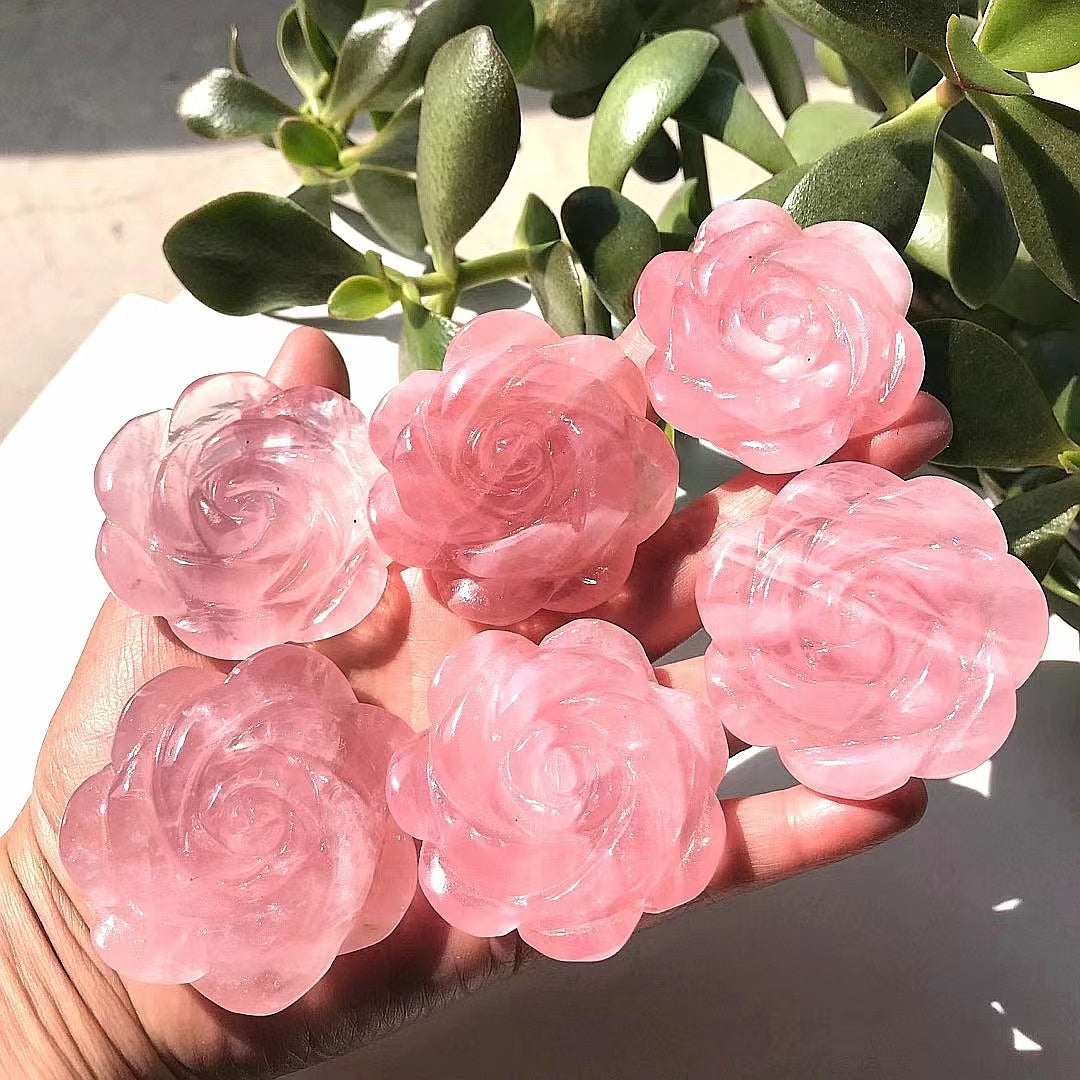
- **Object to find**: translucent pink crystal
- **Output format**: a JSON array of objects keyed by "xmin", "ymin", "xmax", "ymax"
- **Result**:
[
  {"xmin": 635, "ymin": 201, "xmax": 925, "ymax": 473},
  {"xmin": 59, "ymin": 646, "xmax": 417, "ymax": 1015},
  {"xmin": 697, "ymin": 462, "xmax": 1049, "ymax": 800},
  {"xmin": 95, "ymin": 372, "xmax": 390, "ymax": 660},
  {"xmin": 367, "ymin": 311, "xmax": 679, "ymax": 625},
  {"xmin": 386, "ymin": 620, "xmax": 728, "ymax": 961}
]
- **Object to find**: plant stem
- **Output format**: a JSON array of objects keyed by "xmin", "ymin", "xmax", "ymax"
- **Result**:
[
  {"xmin": 413, "ymin": 246, "xmax": 548, "ymax": 297},
  {"xmin": 677, "ymin": 123, "xmax": 711, "ymax": 224}
]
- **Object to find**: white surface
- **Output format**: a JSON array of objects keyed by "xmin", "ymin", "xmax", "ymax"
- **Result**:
[{"xmin": 0, "ymin": 296, "xmax": 1077, "ymax": 1078}]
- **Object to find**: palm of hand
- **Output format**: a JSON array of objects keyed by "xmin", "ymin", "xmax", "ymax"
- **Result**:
[{"xmin": 16, "ymin": 329, "xmax": 942, "ymax": 1079}]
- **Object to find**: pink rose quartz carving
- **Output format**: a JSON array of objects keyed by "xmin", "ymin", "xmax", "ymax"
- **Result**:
[
  {"xmin": 386, "ymin": 620, "xmax": 728, "ymax": 961},
  {"xmin": 59, "ymin": 646, "xmax": 417, "ymax": 1015},
  {"xmin": 95, "ymin": 372, "xmax": 390, "ymax": 660},
  {"xmin": 697, "ymin": 462, "xmax": 1049, "ymax": 800},
  {"xmin": 634, "ymin": 200, "xmax": 924, "ymax": 473},
  {"xmin": 367, "ymin": 311, "xmax": 679, "ymax": 625}
]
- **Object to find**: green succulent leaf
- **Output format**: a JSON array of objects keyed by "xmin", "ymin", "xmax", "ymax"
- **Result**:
[
  {"xmin": 648, "ymin": 0, "xmax": 742, "ymax": 30},
  {"xmin": 633, "ymin": 127, "xmax": 682, "ymax": 183},
  {"xmin": 178, "ymin": 69, "xmax": 296, "ymax": 139},
  {"xmin": 675, "ymin": 58, "xmax": 795, "ymax": 174},
  {"xmin": 301, "ymin": 0, "xmax": 367, "ymax": 51},
  {"xmin": 588, "ymin": 30, "xmax": 718, "ymax": 190},
  {"xmin": 550, "ymin": 85, "xmax": 607, "ymax": 118},
  {"xmin": 977, "ymin": 0, "xmax": 1080, "ymax": 74},
  {"xmin": 935, "ymin": 132, "xmax": 1018, "ymax": 307},
  {"xmin": 399, "ymin": 292, "xmax": 458, "ymax": 378},
  {"xmin": 323, "ymin": 10, "xmax": 416, "ymax": 127},
  {"xmin": 288, "ymin": 183, "xmax": 333, "ymax": 226},
  {"xmin": 349, "ymin": 167, "xmax": 427, "ymax": 257},
  {"xmin": 741, "ymin": 163, "xmax": 811, "ymax": 204},
  {"xmin": 814, "ymin": 39, "xmax": 848, "ymax": 86},
  {"xmin": 527, "ymin": 241, "xmax": 587, "ymax": 335},
  {"xmin": 972, "ymin": 92, "xmax": 1080, "ymax": 302},
  {"xmin": 989, "ymin": 244, "xmax": 1080, "ymax": 329},
  {"xmin": 228, "ymin": 26, "xmax": 251, "ymax": 76},
  {"xmin": 340, "ymin": 94, "xmax": 420, "ymax": 171},
  {"xmin": 164, "ymin": 192, "xmax": 370, "ymax": 315},
  {"xmin": 417, "ymin": 27, "xmax": 521, "ymax": 275},
  {"xmin": 658, "ymin": 179, "xmax": 700, "ymax": 236},
  {"xmin": 279, "ymin": 7, "xmax": 326, "ymax": 103},
  {"xmin": 1027, "ymin": 332, "xmax": 1080, "ymax": 442},
  {"xmin": 782, "ymin": 100, "xmax": 878, "ymax": 164},
  {"xmin": 805, "ymin": 0, "xmax": 959, "ymax": 69},
  {"xmin": 371, "ymin": 0, "xmax": 535, "ymax": 110},
  {"xmin": 785, "ymin": 98, "xmax": 944, "ymax": 247},
  {"xmin": 743, "ymin": 5, "xmax": 808, "ymax": 120},
  {"xmin": 767, "ymin": 0, "xmax": 912, "ymax": 115},
  {"xmin": 995, "ymin": 475, "xmax": 1080, "ymax": 582},
  {"xmin": 919, "ymin": 319, "xmax": 1076, "ymax": 467},
  {"xmin": 562, "ymin": 186, "xmax": 661, "ymax": 324},
  {"xmin": 515, "ymin": 193, "xmax": 562, "ymax": 248},
  {"xmin": 944, "ymin": 14, "xmax": 1032, "ymax": 95},
  {"xmin": 328, "ymin": 273, "xmax": 397, "ymax": 319},
  {"xmin": 277, "ymin": 116, "xmax": 342, "ymax": 170},
  {"xmin": 522, "ymin": 0, "xmax": 644, "ymax": 94}
]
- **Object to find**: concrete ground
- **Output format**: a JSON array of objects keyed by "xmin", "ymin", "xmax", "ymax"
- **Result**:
[{"xmin": 1, "ymin": 2, "xmax": 1076, "ymax": 438}]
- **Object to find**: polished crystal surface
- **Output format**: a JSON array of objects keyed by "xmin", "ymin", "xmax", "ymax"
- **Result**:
[
  {"xmin": 697, "ymin": 462, "xmax": 1049, "ymax": 799},
  {"xmin": 59, "ymin": 646, "xmax": 417, "ymax": 1015},
  {"xmin": 366, "ymin": 311, "xmax": 679, "ymax": 625},
  {"xmin": 386, "ymin": 620, "xmax": 728, "ymax": 961},
  {"xmin": 95, "ymin": 372, "xmax": 390, "ymax": 660},
  {"xmin": 635, "ymin": 201, "xmax": 924, "ymax": 473}
]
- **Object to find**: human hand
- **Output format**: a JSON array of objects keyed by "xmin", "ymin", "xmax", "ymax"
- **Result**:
[{"xmin": 0, "ymin": 327, "xmax": 950, "ymax": 1079}]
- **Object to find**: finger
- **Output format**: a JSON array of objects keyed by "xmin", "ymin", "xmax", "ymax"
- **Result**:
[
  {"xmin": 707, "ymin": 779, "xmax": 928, "ymax": 897},
  {"xmin": 267, "ymin": 327, "xmax": 350, "ymax": 397}
]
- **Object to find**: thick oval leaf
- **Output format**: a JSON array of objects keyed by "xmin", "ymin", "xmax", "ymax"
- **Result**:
[
  {"xmin": 341, "ymin": 94, "xmax": 420, "ymax": 170},
  {"xmin": 278, "ymin": 116, "xmax": 342, "ymax": 171},
  {"xmin": 349, "ymin": 167, "xmax": 427, "ymax": 256},
  {"xmin": 178, "ymin": 69, "xmax": 295, "ymax": 139},
  {"xmin": 399, "ymin": 293, "xmax": 458, "ymax": 378},
  {"xmin": 649, "ymin": 0, "xmax": 741, "ymax": 31},
  {"xmin": 741, "ymin": 163, "xmax": 811, "ymax": 204},
  {"xmin": 521, "ymin": 0, "xmax": 643, "ymax": 93},
  {"xmin": 783, "ymin": 100, "xmax": 878, "ymax": 164},
  {"xmin": 814, "ymin": 40, "xmax": 849, "ymax": 86},
  {"xmin": 769, "ymin": 0, "xmax": 911, "ymax": 115},
  {"xmin": 371, "ymin": 0, "xmax": 535, "ymax": 109},
  {"xmin": 973, "ymin": 92, "xmax": 1080, "ymax": 302},
  {"xmin": 1027, "ymin": 332, "xmax": 1080, "ymax": 442},
  {"xmin": 978, "ymin": 0, "xmax": 1080, "ymax": 74},
  {"xmin": 550, "ymin": 85, "xmax": 606, "ymax": 118},
  {"xmin": 785, "ymin": 99, "xmax": 943, "ymax": 247},
  {"xmin": 809, "ymin": 0, "xmax": 959, "ymax": 69},
  {"xmin": 658, "ymin": 179, "xmax": 699, "ymax": 236},
  {"xmin": 417, "ymin": 27, "xmax": 521, "ymax": 274},
  {"xmin": 302, "ymin": 0, "xmax": 367, "ymax": 51},
  {"xmin": 743, "ymin": 5, "xmax": 808, "ymax": 120},
  {"xmin": 328, "ymin": 274, "xmax": 397, "ymax": 319},
  {"xmin": 164, "ymin": 192, "xmax": 370, "ymax": 314},
  {"xmin": 633, "ymin": 127, "xmax": 682, "ymax": 182},
  {"xmin": 324, "ymin": 10, "xmax": 416, "ymax": 127},
  {"xmin": 528, "ymin": 241, "xmax": 587, "ymax": 336},
  {"xmin": 935, "ymin": 132, "xmax": 1018, "ymax": 307},
  {"xmin": 945, "ymin": 15, "xmax": 1031, "ymax": 95},
  {"xmin": 675, "ymin": 61, "xmax": 795, "ymax": 174},
  {"xmin": 990, "ymin": 244, "xmax": 1080, "ymax": 329},
  {"xmin": 920, "ymin": 319, "xmax": 1075, "ymax": 467},
  {"xmin": 561, "ymin": 186, "xmax": 661, "ymax": 324},
  {"xmin": 279, "ymin": 7, "xmax": 326, "ymax": 103},
  {"xmin": 588, "ymin": 30, "xmax": 718, "ymax": 190},
  {"xmin": 995, "ymin": 475, "xmax": 1080, "ymax": 581},
  {"xmin": 515, "ymin": 193, "xmax": 561, "ymax": 248}
]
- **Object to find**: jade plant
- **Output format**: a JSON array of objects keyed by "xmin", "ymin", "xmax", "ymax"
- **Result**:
[{"xmin": 164, "ymin": 0, "xmax": 1080, "ymax": 619}]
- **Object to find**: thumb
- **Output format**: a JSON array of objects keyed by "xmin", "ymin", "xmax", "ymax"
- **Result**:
[{"xmin": 267, "ymin": 327, "xmax": 350, "ymax": 396}]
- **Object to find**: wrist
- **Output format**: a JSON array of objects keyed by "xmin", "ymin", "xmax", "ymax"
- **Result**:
[{"xmin": 0, "ymin": 807, "xmax": 172, "ymax": 1079}]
